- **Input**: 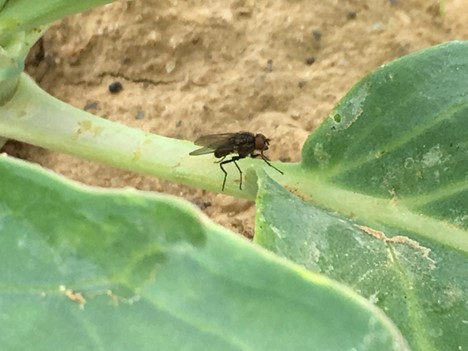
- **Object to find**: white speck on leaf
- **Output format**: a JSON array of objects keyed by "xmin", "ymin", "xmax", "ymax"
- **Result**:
[
  {"xmin": 334, "ymin": 83, "xmax": 369, "ymax": 129},
  {"xmin": 403, "ymin": 157, "xmax": 414, "ymax": 169},
  {"xmin": 313, "ymin": 143, "xmax": 331, "ymax": 167},
  {"xmin": 270, "ymin": 225, "xmax": 284, "ymax": 240},
  {"xmin": 368, "ymin": 292, "xmax": 380, "ymax": 304},
  {"xmin": 421, "ymin": 145, "xmax": 449, "ymax": 167}
]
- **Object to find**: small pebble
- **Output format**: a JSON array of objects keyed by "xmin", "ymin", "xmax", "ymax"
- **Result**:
[
  {"xmin": 34, "ymin": 49, "xmax": 45, "ymax": 63},
  {"xmin": 84, "ymin": 101, "xmax": 98, "ymax": 110},
  {"xmin": 312, "ymin": 29, "xmax": 322, "ymax": 41},
  {"xmin": 108, "ymin": 81, "xmax": 123, "ymax": 94},
  {"xmin": 136, "ymin": 110, "xmax": 145, "ymax": 120},
  {"xmin": 305, "ymin": 56, "xmax": 315, "ymax": 65},
  {"xmin": 266, "ymin": 59, "xmax": 273, "ymax": 72},
  {"xmin": 291, "ymin": 112, "xmax": 301, "ymax": 120},
  {"xmin": 346, "ymin": 10, "xmax": 357, "ymax": 19},
  {"xmin": 191, "ymin": 198, "xmax": 212, "ymax": 210}
]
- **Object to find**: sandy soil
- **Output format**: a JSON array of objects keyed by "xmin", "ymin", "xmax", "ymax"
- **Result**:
[{"xmin": 4, "ymin": 0, "xmax": 468, "ymax": 237}]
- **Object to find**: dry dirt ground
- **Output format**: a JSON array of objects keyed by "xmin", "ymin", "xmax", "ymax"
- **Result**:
[{"xmin": 4, "ymin": 0, "xmax": 468, "ymax": 237}]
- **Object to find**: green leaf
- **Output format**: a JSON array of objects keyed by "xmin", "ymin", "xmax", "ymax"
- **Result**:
[
  {"xmin": 255, "ymin": 174, "xmax": 467, "ymax": 351},
  {"xmin": 0, "ymin": 156, "xmax": 409, "ymax": 351},
  {"xmin": 301, "ymin": 41, "xmax": 468, "ymax": 236},
  {"xmin": 0, "ymin": 0, "xmax": 114, "ymax": 41},
  {"xmin": 254, "ymin": 41, "xmax": 468, "ymax": 351}
]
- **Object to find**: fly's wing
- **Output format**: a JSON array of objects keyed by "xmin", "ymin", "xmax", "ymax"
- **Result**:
[
  {"xmin": 193, "ymin": 133, "xmax": 235, "ymax": 147},
  {"xmin": 189, "ymin": 147, "xmax": 215, "ymax": 156},
  {"xmin": 189, "ymin": 133, "xmax": 236, "ymax": 156}
]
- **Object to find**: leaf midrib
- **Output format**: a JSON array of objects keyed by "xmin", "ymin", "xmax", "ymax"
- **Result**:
[{"xmin": 282, "ymin": 168, "xmax": 468, "ymax": 253}]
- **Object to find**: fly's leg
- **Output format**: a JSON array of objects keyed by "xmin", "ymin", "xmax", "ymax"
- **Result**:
[
  {"xmin": 251, "ymin": 152, "xmax": 283, "ymax": 175},
  {"xmin": 220, "ymin": 155, "xmax": 244, "ymax": 191},
  {"xmin": 214, "ymin": 156, "xmax": 227, "ymax": 164},
  {"xmin": 232, "ymin": 159, "xmax": 243, "ymax": 190},
  {"xmin": 219, "ymin": 161, "xmax": 228, "ymax": 191}
]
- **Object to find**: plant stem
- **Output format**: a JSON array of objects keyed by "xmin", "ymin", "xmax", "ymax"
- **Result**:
[
  {"xmin": 0, "ymin": 0, "xmax": 115, "ymax": 41},
  {"xmin": 0, "ymin": 74, "xmax": 287, "ymax": 198},
  {"xmin": 2, "ymin": 75, "xmax": 464, "ymax": 252}
]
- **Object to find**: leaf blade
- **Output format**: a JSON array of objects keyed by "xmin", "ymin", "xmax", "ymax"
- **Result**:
[
  {"xmin": 255, "ymin": 41, "xmax": 468, "ymax": 351},
  {"xmin": 255, "ymin": 173, "xmax": 467, "ymax": 351},
  {"xmin": 0, "ymin": 156, "xmax": 409, "ymax": 351}
]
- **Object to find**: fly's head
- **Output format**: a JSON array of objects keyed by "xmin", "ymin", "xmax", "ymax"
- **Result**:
[{"xmin": 254, "ymin": 133, "xmax": 270, "ymax": 152}]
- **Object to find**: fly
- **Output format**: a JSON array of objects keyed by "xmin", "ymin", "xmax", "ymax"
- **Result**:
[{"xmin": 189, "ymin": 131, "xmax": 283, "ymax": 191}]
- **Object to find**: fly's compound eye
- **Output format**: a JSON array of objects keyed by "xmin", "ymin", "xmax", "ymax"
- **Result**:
[{"xmin": 255, "ymin": 134, "xmax": 269, "ymax": 151}]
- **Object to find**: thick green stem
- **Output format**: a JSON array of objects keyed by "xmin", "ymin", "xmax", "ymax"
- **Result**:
[
  {"xmin": 0, "ymin": 0, "xmax": 115, "ymax": 41},
  {"xmin": 0, "ymin": 74, "xmax": 286, "ymax": 198},
  {"xmin": 278, "ymin": 170, "xmax": 468, "ymax": 252},
  {"xmin": 1, "ymin": 75, "xmax": 464, "ymax": 252}
]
